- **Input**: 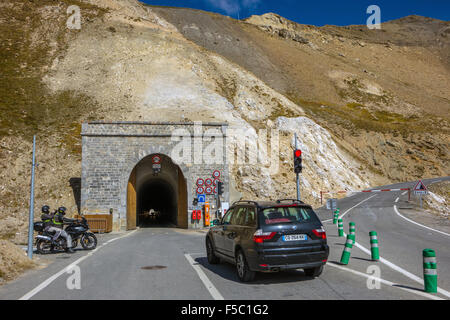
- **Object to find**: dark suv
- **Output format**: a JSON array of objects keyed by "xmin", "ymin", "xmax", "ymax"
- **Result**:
[{"xmin": 206, "ymin": 199, "xmax": 329, "ymax": 282}]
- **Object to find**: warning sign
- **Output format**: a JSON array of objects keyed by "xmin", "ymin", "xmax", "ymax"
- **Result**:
[{"xmin": 413, "ymin": 180, "xmax": 428, "ymax": 195}]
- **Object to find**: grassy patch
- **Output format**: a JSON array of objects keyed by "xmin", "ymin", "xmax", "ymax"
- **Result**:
[{"xmin": 0, "ymin": 0, "xmax": 106, "ymax": 144}]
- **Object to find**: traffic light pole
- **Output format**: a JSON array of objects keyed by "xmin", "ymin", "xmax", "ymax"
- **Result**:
[{"xmin": 295, "ymin": 133, "xmax": 300, "ymax": 201}]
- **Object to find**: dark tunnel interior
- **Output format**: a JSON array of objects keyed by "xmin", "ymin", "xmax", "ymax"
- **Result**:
[{"xmin": 137, "ymin": 178, "xmax": 177, "ymax": 227}]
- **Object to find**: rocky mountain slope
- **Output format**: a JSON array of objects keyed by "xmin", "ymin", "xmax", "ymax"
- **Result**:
[{"xmin": 0, "ymin": 0, "xmax": 449, "ymax": 246}]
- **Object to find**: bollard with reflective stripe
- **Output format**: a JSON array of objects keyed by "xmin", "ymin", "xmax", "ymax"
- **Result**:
[
  {"xmin": 337, "ymin": 219, "xmax": 344, "ymax": 237},
  {"xmin": 333, "ymin": 211, "xmax": 338, "ymax": 224},
  {"xmin": 369, "ymin": 231, "xmax": 379, "ymax": 261},
  {"xmin": 349, "ymin": 222, "xmax": 356, "ymax": 244},
  {"xmin": 423, "ymin": 249, "xmax": 437, "ymax": 293},
  {"xmin": 340, "ymin": 234, "xmax": 355, "ymax": 265}
]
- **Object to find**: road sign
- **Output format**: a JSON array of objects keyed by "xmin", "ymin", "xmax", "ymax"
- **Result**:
[
  {"xmin": 152, "ymin": 155, "xmax": 161, "ymax": 164},
  {"xmin": 198, "ymin": 194, "xmax": 206, "ymax": 203},
  {"xmin": 205, "ymin": 186, "xmax": 213, "ymax": 194},
  {"xmin": 196, "ymin": 187, "xmax": 204, "ymax": 194},
  {"xmin": 212, "ymin": 170, "xmax": 221, "ymax": 178},
  {"xmin": 205, "ymin": 178, "xmax": 212, "ymax": 186},
  {"xmin": 326, "ymin": 198, "xmax": 337, "ymax": 210},
  {"xmin": 413, "ymin": 180, "xmax": 428, "ymax": 195},
  {"xmin": 196, "ymin": 178, "xmax": 204, "ymax": 186}
]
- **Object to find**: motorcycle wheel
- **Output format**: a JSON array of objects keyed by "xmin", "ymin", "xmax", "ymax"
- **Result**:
[
  {"xmin": 81, "ymin": 232, "xmax": 97, "ymax": 250},
  {"xmin": 36, "ymin": 239, "xmax": 53, "ymax": 254}
]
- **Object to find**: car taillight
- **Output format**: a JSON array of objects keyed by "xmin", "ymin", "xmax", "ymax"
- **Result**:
[
  {"xmin": 253, "ymin": 229, "xmax": 276, "ymax": 243},
  {"xmin": 312, "ymin": 227, "xmax": 326, "ymax": 239}
]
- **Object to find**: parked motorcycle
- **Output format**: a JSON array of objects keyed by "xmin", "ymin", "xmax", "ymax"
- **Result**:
[{"xmin": 34, "ymin": 216, "xmax": 97, "ymax": 254}]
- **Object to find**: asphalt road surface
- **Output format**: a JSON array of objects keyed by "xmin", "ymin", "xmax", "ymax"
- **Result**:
[{"xmin": 0, "ymin": 177, "xmax": 448, "ymax": 300}]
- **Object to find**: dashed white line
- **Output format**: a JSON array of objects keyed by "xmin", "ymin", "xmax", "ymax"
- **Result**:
[{"xmin": 185, "ymin": 253, "xmax": 224, "ymax": 300}]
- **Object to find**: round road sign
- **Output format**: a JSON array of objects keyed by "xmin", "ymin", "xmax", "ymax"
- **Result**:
[
  {"xmin": 212, "ymin": 170, "xmax": 221, "ymax": 178},
  {"xmin": 205, "ymin": 178, "xmax": 212, "ymax": 186},
  {"xmin": 196, "ymin": 187, "xmax": 204, "ymax": 194},
  {"xmin": 196, "ymin": 178, "xmax": 204, "ymax": 186},
  {"xmin": 205, "ymin": 186, "xmax": 213, "ymax": 194},
  {"xmin": 152, "ymin": 155, "xmax": 161, "ymax": 164}
]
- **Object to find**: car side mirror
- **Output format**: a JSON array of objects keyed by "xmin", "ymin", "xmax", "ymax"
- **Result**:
[{"xmin": 212, "ymin": 219, "xmax": 221, "ymax": 226}]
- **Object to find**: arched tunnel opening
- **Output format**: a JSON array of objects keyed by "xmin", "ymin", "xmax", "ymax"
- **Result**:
[{"xmin": 137, "ymin": 178, "xmax": 177, "ymax": 227}]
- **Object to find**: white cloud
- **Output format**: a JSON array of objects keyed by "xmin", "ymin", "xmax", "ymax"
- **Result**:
[{"xmin": 204, "ymin": 0, "xmax": 261, "ymax": 15}]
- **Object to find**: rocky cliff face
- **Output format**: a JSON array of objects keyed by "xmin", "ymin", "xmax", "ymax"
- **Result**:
[{"xmin": 0, "ymin": 0, "xmax": 448, "ymax": 243}]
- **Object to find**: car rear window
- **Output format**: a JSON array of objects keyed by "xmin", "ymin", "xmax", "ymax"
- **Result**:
[{"xmin": 260, "ymin": 206, "xmax": 318, "ymax": 225}]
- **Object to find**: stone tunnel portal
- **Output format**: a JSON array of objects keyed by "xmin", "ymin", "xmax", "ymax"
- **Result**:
[{"xmin": 127, "ymin": 154, "xmax": 187, "ymax": 229}]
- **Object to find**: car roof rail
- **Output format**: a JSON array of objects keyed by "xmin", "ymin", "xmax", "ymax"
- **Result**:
[
  {"xmin": 231, "ymin": 200, "xmax": 259, "ymax": 206},
  {"xmin": 275, "ymin": 199, "xmax": 305, "ymax": 204}
]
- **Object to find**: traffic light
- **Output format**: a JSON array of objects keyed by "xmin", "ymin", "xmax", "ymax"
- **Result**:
[
  {"xmin": 293, "ymin": 149, "xmax": 302, "ymax": 173},
  {"xmin": 217, "ymin": 181, "xmax": 224, "ymax": 195}
]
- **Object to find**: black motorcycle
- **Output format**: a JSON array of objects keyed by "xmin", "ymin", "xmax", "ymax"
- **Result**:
[{"xmin": 34, "ymin": 217, "xmax": 97, "ymax": 254}]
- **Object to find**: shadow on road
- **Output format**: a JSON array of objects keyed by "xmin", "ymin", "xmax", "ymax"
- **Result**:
[
  {"xmin": 194, "ymin": 256, "xmax": 316, "ymax": 285},
  {"xmin": 392, "ymin": 283, "xmax": 428, "ymax": 294},
  {"xmin": 352, "ymin": 256, "xmax": 374, "ymax": 262}
]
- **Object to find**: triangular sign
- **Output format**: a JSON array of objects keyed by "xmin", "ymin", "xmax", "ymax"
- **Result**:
[{"xmin": 413, "ymin": 180, "xmax": 427, "ymax": 191}]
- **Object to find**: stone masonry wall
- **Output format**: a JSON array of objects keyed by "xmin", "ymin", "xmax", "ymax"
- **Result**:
[{"xmin": 81, "ymin": 122, "xmax": 229, "ymax": 230}]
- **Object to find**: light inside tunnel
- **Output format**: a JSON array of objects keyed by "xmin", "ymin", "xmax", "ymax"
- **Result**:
[{"xmin": 137, "ymin": 178, "xmax": 177, "ymax": 226}]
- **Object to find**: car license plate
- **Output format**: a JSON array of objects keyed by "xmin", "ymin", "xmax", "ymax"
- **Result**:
[{"xmin": 283, "ymin": 234, "xmax": 307, "ymax": 241}]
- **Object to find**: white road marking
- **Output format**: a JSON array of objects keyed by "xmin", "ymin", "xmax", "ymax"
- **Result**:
[
  {"xmin": 185, "ymin": 253, "xmax": 224, "ymax": 300},
  {"xmin": 327, "ymin": 263, "xmax": 443, "ymax": 300},
  {"xmin": 323, "ymin": 194, "xmax": 377, "ymax": 223},
  {"xmin": 393, "ymin": 205, "xmax": 450, "ymax": 237},
  {"xmin": 329, "ymin": 193, "xmax": 450, "ymax": 299},
  {"xmin": 350, "ymin": 237, "xmax": 450, "ymax": 299},
  {"xmin": 19, "ymin": 229, "xmax": 138, "ymax": 300},
  {"xmin": 341, "ymin": 226, "xmax": 450, "ymax": 299},
  {"xmin": 395, "ymin": 197, "xmax": 399, "ymax": 203}
]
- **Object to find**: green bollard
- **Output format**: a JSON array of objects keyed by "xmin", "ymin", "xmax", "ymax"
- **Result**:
[
  {"xmin": 349, "ymin": 222, "xmax": 356, "ymax": 244},
  {"xmin": 340, "ymin": 234, "xmax": 355, "ymax": 265},
  {"xmin": 423, "ymin": 249, "xmax": 437, "ymax": 293},
  {"xmin": 333, "ymin": 212, "xmax": 338, "ymax": 224},
  {"xmin": 369, "ymin": 231, "xmax": 379, "ymax": 261},
  {"xmin": 337, "ymin": 219, "xmax": 344, "ymax": 237}
]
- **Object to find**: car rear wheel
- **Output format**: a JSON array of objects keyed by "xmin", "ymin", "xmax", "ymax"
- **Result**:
[
  {"xmin": 304, "ymin": 265, "xmax": 323, "ymax": 278},
  {"xmin": 206, "ymin": 237, "xmax": 220, "ymax": 264},
  {"xmin": 235, "ymin": 250, "xmax": 255, "ymax": 282}
]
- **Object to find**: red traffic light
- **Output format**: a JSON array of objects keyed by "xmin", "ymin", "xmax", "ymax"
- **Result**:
[{"xmin": 294, "ymin": 149, "xmax": 302, "ymax": 157}]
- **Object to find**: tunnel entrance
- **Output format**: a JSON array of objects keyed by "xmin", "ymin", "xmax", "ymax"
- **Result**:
[
  {"xmin": 137, "ymin": 178, "xmax": 176, "ymax": 226},
  {"xmin": 126, "ymin": 154, "xmax": 187, "ymax": 229}
]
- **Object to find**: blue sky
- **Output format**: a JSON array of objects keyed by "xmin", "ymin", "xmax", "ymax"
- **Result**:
[{"xmin": 141, "ymin": 0, "xmax": 450, "ymax": 26}]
